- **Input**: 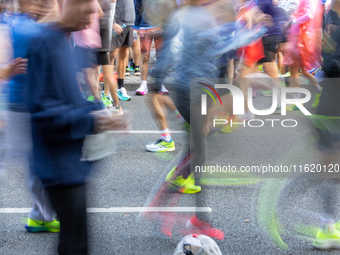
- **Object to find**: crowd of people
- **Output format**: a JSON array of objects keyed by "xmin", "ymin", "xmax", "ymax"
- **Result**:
[{"xmin": 1, "ymin": 0, "xmax": 340, "ymax": 254}]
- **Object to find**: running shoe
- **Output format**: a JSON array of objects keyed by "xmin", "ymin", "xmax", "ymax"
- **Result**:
[
  {"xmin": 125, "ymin": 66, "xmax": 134, "ymax": 76},
  {"xmin": 262, "ymin": 90, "xmax": 272, "ymax": 97},
  {"xmin": 117, "ymin": 87, "xmax": 131, "ymax": 101},
  {"xmin": 25, "ymin": 218, "xmax": 60, "ymax": 233},
  {"xmin": 136, "ymin": 84, "xmax": 148, "ymax": 95},
  {"xmin": 126, "ymin": 66, "xmax": 135, "ymax": 72},
  {"xmin": 101, "ymin": 96, "xmax": 113, "ymax": 108},
  {"xmin": 146, "ymin": 139, "xmax": 175, "ymax": 152},
  {"xmin": 312, "ymin": 90, "xmax": 322, "ymax": 109},
  {"xmin": 168, "ymin": 175, "xmax": 201, "ymax": 194},
  {"xmin": 278, "ymin": 72, "xmax": 291, "ymax": 78},
  {"xmin": 134, "ymin": 67, "xmax": 141, "ymax": 76},
  {"xmin": 313, "ymin": 228, "xmax": 340, "ymax": 250},
  {"xmin": 159, "ymin": 84, "xmax": 169, "ymax": 95},
  {"xmin": 308, "ymin": 68, "xmax": 318, "ymax": 75},
  {"xmin": 178, "ymin": 216, "xmax": 225, "ymax": 241},
  {"xmin": 165, "ymin": 166, "xmax": 201, "ymax": 194},
  {"xmin": 87, "ymin": 95, "xmax": 95, "ymax": 101},
  {"xmin": 110, "ymin": 105, "xmax": 123, "ymax": 116}
]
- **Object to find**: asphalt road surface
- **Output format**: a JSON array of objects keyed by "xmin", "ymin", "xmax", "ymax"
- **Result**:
[{"xmin": 1, "ymin": 81, "xmax": 340, "ymax": 255}]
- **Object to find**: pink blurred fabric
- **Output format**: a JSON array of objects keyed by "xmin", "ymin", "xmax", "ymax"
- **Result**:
[
  {"xmin": 72, "ymin": 0, "xmax": 102, "ymax": 49},
  {"xmin": 284, "ymin": 0, "xmax": 323, "ymax": 69}
]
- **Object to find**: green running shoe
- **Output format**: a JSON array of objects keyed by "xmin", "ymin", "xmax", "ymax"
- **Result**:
[
  {"xmin": 25, "ymin": 218, "xmax": 60, "ymax": 233},
  {"xmin": 126, "ymin": 66, "xmax": 135, "ymax": 72},
  {"xmin": 146, "ymin": 139, "xmax": 175, "ymax": 152},
  {"xmin": 313, "ymin": 228, "xmax": 340, "ymax": 250},
  {"xmin": 262, "ymin": 90, "xmax": 272, "ymax": 97},
  {"xmin": 87, "ymin": 95, "xmax": 95, "ymax": 101},
  {"xmin": 134, "ymin": 67, "xmax": 141, "ymax": 76},
  {"xmin": 101, "ymin": 96, "xmax": 113, "ymax": 108},
  {"xmin": 312, "ymin": 88, "xmax": 323, "ymax": 109},
  {"xmin": 166, "ymin": 170, "xmax": 201, "ymax": 194}
]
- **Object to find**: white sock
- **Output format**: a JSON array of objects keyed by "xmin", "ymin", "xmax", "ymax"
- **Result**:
[
  {"xmin": 161, "ymin": 128, "xmax": 172, "ymax": 143},
  {"xmin": 293, "ymin": 93, "xmax": 301, "ymax": 99},
  {"xmin": 141, "ymin": 80, "xmax": 147, "ymax": 87}
]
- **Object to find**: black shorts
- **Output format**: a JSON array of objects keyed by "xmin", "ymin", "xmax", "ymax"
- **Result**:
[
  {"xmin": 258, "ymin": 35, "xmax": 279, "ymax": 63},
  {"xmin": 97, "ymin": 52, "xmax": 110, "ymax": 66},
  {"xmin": 74, "ymin": 46, "xmax": 98, "ymax": 68},
  {"xmin": 111, "ymin": 26, "xmax": 133, "ymax": 49}
]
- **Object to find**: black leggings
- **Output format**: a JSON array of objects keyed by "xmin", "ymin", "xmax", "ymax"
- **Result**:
[{"xmin": 47, "ymin": 184, "xmax": 87, "ymax": 255}]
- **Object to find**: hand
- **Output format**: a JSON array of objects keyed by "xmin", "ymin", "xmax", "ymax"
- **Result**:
[
  {"xmin": 255, "ymin": 14, "xmax": 273, "ymax": 27},
  {"xmin": 113, "ymin": 23, "xmax": 123, "ymax": 35},
  {"xmin": 91, "ymin": 109, "xmax": 132, "ymax": 133},
  {"xmin": 8, "ymin": 58, "xmax": 28, "ymax": 76}
]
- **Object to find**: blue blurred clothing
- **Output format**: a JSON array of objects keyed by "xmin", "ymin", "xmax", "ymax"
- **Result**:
[
  {"xmin": 256, "ymin": 0, "xmax": 283, "ymax": 36},
  {"xmin": 25, "ymin": 25, "xmax": 102, "ymax": 187},
  {"xmin": 3, "ymin": 13, "xmax": 44, "ymax": 105},
  {"xmin": 134, "ymin": 0, "xmax": 152, "ymax": 28}
]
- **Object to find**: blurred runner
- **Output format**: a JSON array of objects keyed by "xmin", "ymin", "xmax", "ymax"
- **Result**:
[
  {"xmin": 0, "ymin": 0, "xmax": 60, "ymax": 233},
  {"xmin": 24, "ymin": 0, "xmax": 130, "ymax": 252},
  {"xmin": 111, "ymin": 0, "xmax": 135, "ymax": 101}
]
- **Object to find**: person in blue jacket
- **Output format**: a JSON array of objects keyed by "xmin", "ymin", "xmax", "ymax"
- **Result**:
[{"xmin": 24, "ymin": 0, "xmax": 130, "ymax": 253}]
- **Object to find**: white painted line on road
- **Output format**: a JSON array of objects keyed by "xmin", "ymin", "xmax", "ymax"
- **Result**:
[
  {"xmin": 106, "ymin": 130, "xmax": 186, "ymax": 134},
  {"xmin": 0, "ymin": 207, "xmax": 212, "ymax": 213}
]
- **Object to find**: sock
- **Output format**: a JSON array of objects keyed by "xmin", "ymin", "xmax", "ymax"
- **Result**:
[
  {"xmin": 174, "ymin": 110, "xmax": 185, "ymax": 122},
  {"xmin": 118, "ymin": 79, "xmax": 124, "ymax": 89},
  {"xmin": 321, "ymin": 217, "xmax": 335, "ymax": 234},
  {"xmin": 133, "ymin": 63, "xmax": 136, "ymax": 69},
  {"xmin": 141, "ymin": 80, "xmax": 147, "ymax": 87},
  {"xmin": 293, "ymin": 93, "xmax": 301, "ymax": 99},
  {"xmin": 161, "ymin": 128, "xmax": 172, "ymax": 143}
]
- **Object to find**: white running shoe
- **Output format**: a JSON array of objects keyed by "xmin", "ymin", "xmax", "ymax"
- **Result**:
[
  {"xmin": 135, "ymin": 84, "xmax": 148, "ymax": 96},
  {"xmin": 159, "ymin": 84, "xmax": 169, "ymax": 95}
]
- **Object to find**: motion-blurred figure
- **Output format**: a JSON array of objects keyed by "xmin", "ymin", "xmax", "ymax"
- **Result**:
[
  {"xmin": 0, "ymin": 0, "xmax": 61, "ymax": 234},
  {"xmin": 24, "ymin": 0, "xmax": 130, "ymax": 253}
]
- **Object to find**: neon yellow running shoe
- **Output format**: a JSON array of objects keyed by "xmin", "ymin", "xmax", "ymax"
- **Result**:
[
  {"xmin": 25, "ymin": 218, "xmax": 60, "ymax": 233},
  {"xmin": 313, "ymin": 228, "xmax": 340, "ymax": 250},
  {"xmin": 146, "ymin": 139, "xmax": 175, "ymax": 152},
  {"xmin": 168, "ymin": 174, "xmax": 201, "ymax": 194},
  {"xmin": 165, "ymin": 167, "xmax": 201, "ymax": 194},
  {"xmin": 312, "ymin": 88, "xmax": 323, "ymax": 109}
]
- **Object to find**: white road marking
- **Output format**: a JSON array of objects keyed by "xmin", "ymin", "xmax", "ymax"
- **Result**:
[
  {"xmin": 106, "ymin": 130, "xmax": 186, "ymax": 134},
  {"xmin": 0, "ymin": 207, "xmax": 212, "ymax": 213}
]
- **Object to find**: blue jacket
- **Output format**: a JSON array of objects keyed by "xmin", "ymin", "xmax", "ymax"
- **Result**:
[{"xmin": 25, "ymin": 25, "xmax": 102, "ymax": 187}]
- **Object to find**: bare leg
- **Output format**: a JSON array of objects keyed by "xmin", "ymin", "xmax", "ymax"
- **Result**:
[
  {"xmin": 133, "ymin": 34, "xmax": 141, "ymax": 67},
  {"xmin": 227, "ymin": 59, "xmax": 234, "ymax": 85},
  {"xmin": 117, "ymin": 46, "xmax": 128, "ymax": 80},
  {"xmin": 141, "ymin": 52, "xmax": 150, "ymax": 81},
  {"xmin": 102, "ymin": 65, "xmax": 119, "ymax": 106},
  {"xmin": 84, "ymin": 66, "xmax": 100, "ymax": 99}
]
